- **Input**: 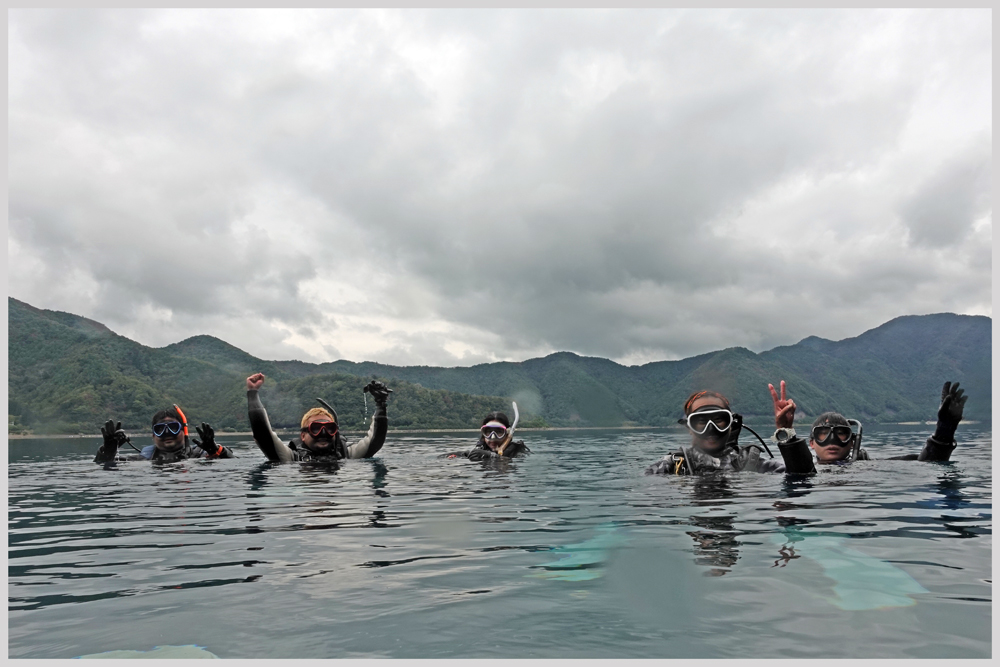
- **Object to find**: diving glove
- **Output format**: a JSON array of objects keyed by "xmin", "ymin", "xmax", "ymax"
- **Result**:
[
  {"xmin": 467, "ymin": 448, "xmax": 499, "ymax": 461},
  {"xmin": 363, "ymin": 380, "xmax": 393, "ymax": 406},
  {"xmin": 101, "ymin": 419, "xmax": 125, "ymax": 454},
  {"xmin": 192, "ymin": 422, "xmax": 223, "ymax": 457},
  {"xmin": 932, "ymin": 381, "xmax": 967, "ymax": 443}
]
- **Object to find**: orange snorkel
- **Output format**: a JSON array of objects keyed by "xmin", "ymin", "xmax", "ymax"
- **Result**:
[{"xmin": 172, "ymin": 404, "xmax": 189, "ymax": 437}]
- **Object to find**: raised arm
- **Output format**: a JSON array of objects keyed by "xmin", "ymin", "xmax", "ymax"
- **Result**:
[
  {"xmin": 345, "ymin": 380, "xmax": 391, "ymax": 458},
  {"xmin": 246, "ymin": 373, "xmax": 295, "ymax": 463},
  {"xmin": 768, "ymin": 380, "xmax": 815, "ymax": 474},
  {"xmin": 918, "ymin": 381, "xmax": 967, "ymax": 461}
]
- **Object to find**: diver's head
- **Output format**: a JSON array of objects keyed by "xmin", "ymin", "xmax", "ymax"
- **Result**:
[
  {"xmin": 683, "ymin": 390, "xmax": 734, "ymax": 455},
  {"xmin": 151, "ymin": 408, "xmax": 186, "ymax": 452},
  {"xmin": 300, "ymin": 407, "xmax": 338, "ymax": 452},
  {"xmin": 809, "ymin": 412, "xmax": 855, "ymax": 462},
  {"xmin": 480, "ymin": 411, "xmax": 511, "ymax": 452}
]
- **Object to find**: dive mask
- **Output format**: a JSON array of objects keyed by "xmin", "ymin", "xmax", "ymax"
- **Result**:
[
  {"xmin": 683, "ymin": 409, "xmax": 734, "ymax": 435},
  {"xmin": 306, "ymin": 421, "xmax": 338, "ymax": 438},
  {"xmin": 481, "ymin": 421, "xmax": 508, "ymax": 440},
  {"xmin": 152, "ymin": 422, "xmax": 183, "ymax": 437},
  {"xmin": 810, "ymin": 424, "xmax": 853, "ymax": 445}
]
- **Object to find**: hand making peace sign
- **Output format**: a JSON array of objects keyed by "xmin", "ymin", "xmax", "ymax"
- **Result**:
[{"xmin": 768, "ymin": 380, "xmax": 796, "ymax": 429}]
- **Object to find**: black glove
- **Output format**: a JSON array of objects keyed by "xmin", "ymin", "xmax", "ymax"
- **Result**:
[
  {"xmin": 933, "ymin": 381, "xmax": 967, "ymax": 443},
  {"xmin": 101, "ymin": 419, "xmax": 124, "ymax": 454},
  {"xmin": 192, "ymin": 422, "xmax": 222, "ymax": 457},
  {"xmin": 363, "ymin": 380, "xmax": 393, "ymax": 406}
]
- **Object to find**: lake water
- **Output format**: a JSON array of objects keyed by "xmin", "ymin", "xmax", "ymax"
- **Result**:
[{"xmin": 8, "ymin": 425, "xmax": 992, "ymax": 659}]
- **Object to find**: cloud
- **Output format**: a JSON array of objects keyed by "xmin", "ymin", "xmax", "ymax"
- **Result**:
[
  {"xmin": 899, "ymin": 138, "xmax": 991, "ymax": 247},
  {"xmin": 8, "ymin": 9, "xmax": 992, "ymax": 366}
]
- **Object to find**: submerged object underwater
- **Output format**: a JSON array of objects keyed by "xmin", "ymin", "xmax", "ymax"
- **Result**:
[
  {"xmin": 529, "ymin": 523, "xmax": 627, "ymax": 582},
  {"xmin": 775, "ymin": 527, "xmax": 928, "ymax": 611}
]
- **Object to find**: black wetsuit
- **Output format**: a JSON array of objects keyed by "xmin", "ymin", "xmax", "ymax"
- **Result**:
[
  {"xmin": 645, "ymin": 443, "xmax": 785, "ymax": 475},
  {"xmin": 247, "ymin": 389, "xmax": 387, "ymax": 462},
  {"xmin": 448, "ymin": 439, "xmax": 530, "ymax": 460},
  {"xmin": 775, "ymin": 434, "xmax": 958, "ymax": 474},
  {"xmin": 94, "ymin": 440, "xmax": 234, "ymax": 463}
]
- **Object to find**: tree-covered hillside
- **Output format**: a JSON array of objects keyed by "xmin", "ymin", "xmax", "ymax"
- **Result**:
[
  {"xmin": 9, "ymin": 297, "xmax": 991, "ymax": 434},
  {"xmin": 8, "ymin": 298, "xmax": 513, "ymax": 434},
  {"xmin": 301, "ymin": 314, "xmax": 991, "ymax": 426}
]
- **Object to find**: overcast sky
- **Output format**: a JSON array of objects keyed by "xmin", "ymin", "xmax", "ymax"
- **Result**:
[{"xmin": 9, "ymin": 9, "xmax": 992, "ymax": 367}]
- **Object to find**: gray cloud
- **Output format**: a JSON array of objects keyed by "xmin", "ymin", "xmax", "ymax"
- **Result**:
[
  {"xmin": 8, "ymin": 9, "xmax": 991, "ymax": 366},
  {"xmin": 900, "ymin": 138, "xmax": 991, "ymax": 247}
]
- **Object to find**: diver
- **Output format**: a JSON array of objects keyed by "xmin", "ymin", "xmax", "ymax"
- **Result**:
[
  {"xmin": 645, "ymin": 390, "xmax": 785, "ymax": 475},
  {"xmin": 94, "ymin": 406, "xmax": 234, "ymax": 463},
  {"xmin": 447, "ymin": 407, "xmax": 530, "ymax": 460},
  {"xmin": 246, "ymin": 372, "xmax": 392, "ymax": 462},
  {"xmin": 766, "ymin": 379, "xmax": 968, "ymax": 472}
]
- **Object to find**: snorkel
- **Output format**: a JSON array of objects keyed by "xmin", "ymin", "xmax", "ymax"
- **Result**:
[
  {"xmin": 315, "ymin": 397, "xmax": 339, "ymax": 425},
  {"xmin": 848, "ymin": 418, "xmax": 864, "ymax": 461},
  {"xmin": 497, "ymin": 402, "xmax": 519, "ymax": 457},
  {"xmin": 725, "ymin": 412, "xmax": 744, "ymax": 449},
  {"xmin": 172, "ymin": 404, "xmax": 189, "ymax": 438}
]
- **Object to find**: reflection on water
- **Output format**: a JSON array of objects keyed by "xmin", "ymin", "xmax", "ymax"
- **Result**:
[
  {"xmin": 685, "ymin": 476, "xmax": 741, "ymax": 576},
  {"xmin": 8, "ymin": 426, "xmax": 992, "ymax": 659}
]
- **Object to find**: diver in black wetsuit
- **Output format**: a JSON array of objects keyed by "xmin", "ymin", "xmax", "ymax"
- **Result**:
[
  {"xmin": 645, "ymin": 390, "xmax": 784, "ymax": 475},
  {"xmin": 245, "ymin": 372, "xmax": 391, "ymax": 462},
  {"xmin": 766, "ymin": 379, "xmax": 968, "ymax": 474},
  {"xmin": 447, "ymin": 410, "xmax": 530, "ymax": 461},
  {"xmin": 94, "ymin": 406, "xmax": 234, "ymax": 463}
]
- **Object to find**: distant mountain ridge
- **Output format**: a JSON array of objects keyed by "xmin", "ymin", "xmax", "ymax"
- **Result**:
[
  {"xmin": 8, "ymin": 297, "xmax": 991, "ymax": 434},
  {"xmin": 8, "ymin": 298, "xmax": 512, "ymax": 434},
  {"xmin": 312, "ymin": 312, "xmax": 990, "ymax": 426}
]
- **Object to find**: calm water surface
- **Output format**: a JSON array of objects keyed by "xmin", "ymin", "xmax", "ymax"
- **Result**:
[{"xmin": 8, "ymin": 425, "xmax": 992, "ymax": 658}]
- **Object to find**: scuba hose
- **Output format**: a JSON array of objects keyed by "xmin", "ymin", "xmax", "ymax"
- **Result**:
[
  {"xmin": 117, "ymin": 429, "xmax": 142, "ymax": 453},
  {"xmin": 729, "ymin": 413, "xmax": 774, "ymax": 459},
  {"xmin": 739, "ymin": 422, "xmax": 774, "ymax": 459}
]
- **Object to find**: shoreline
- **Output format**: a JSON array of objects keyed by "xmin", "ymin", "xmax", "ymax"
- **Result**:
[
  {"xmin": 7, "ymin": 425, "xmax": 669, "ymax": 439},
  {"xmin": 7, "ymin": 421, "xmax": 982, "ymax": 440}
]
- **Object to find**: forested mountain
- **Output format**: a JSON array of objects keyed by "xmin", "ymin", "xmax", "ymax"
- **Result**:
[
  {"xmin": 8, "ymin": 297, "xmax": 991, "ymax": 434},
  {"xmin": 315, "ymin": 312, "xmax": 990, "ymax": 426},
  {"xmin": 8, "ymin": 298, "xmax": 510, "ymax": 434}
]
